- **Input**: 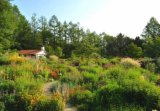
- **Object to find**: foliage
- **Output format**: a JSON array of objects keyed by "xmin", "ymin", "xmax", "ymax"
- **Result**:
[
  {"xmin": 1, "ymin": 0, "xmax": 160, "ymax": 59},
  {"xmin": 127, "ymin": 43, "xmax": 143, "ymax": 58},
  {"xmin": 108, "ymin": 105, "xmax": 145, "ymax": 111},
  {"xmin": 49, "ymin": 55, "xmax": 59, "ymax": 62},
  {"xmin": 144, "ymin": 37, "xmax": 160, "ymax": 57},
  {"xmin": 0, "ymin": 53, "xmax": 160, "ymax": 111},
  {"xmin": 0, "ymin": 92, "xmax": 64, "ymax": 111},
  {"xmin": 0, "ymin": 102, "xmax": 5, "ymax": 111},
  {"xmin": 0, "ymin": 55, "xmax": 10, "ymax": 65},
  {"xmin": 33, "ymin": 93, "xmax": 64, "ymax": 111},
  {"xmin": 70, "ymin": 90, "xmax": 94, "ymax": 111},
  {"xmin": 55, "ymin": 47, "xmax": 63, "ymax": 57},
  {"xmin": 142, "ymin": 17, "xmax": 160, "ymax": 39},
  {"xmin": 145, "ymin": 62, "xmax": 156, "ymax": 72},
  {"xmin": 120, "ymin": 58, "xmax": 140, "ymax": 68},
  {"xmin": 0, "ymin": 0, "xmax": 19, "ymax": 50},
  {"xmin": 96, "ymin": 66, "xmax": 160, "ymax": 110},
  {"xmin": 61, "ymin": 66, "xmax": 81, "ymax": 85},
  {"xmin": 0, "ymin": 0, "xmax": 160, "ymax": 59}
]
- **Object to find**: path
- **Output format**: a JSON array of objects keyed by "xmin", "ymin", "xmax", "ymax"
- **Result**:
[
  {"xmin": 43, "ymin": 82, "xmax": 77, "ymax": 111},
  {"xmin": 64, "ymin": 104, "xmax": 77, "ymax": 111},
  {"xmin": 42, "ymin": 82, "xmax": 54, "ymax": 95}
]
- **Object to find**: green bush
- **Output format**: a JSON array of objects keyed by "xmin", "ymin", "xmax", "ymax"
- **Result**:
[
  {"xmin": 81, "ymin": 71, "xmax": 99, "ymax": 90},
  {"xmin": 0, "ymin": 81, "xmax": 15, "ymax": 94},
  {"xmin": 79, "ymin": 65, "xmax": 102, "ymax": 74},
  {"xmin": 1, "ymin": 95, "xmax": 17, "ymax": 111},
  {"xmin": 77, "ymin": 104, "xmax": 89, "ymax": 111},
  {"xmin": 96, "ymin": 66, "xmax": 160, "ymax": 110},
  {"xmin": 61, "ymin": 66, "xmax": 81, "ymax": 85},
  {"xmin": 145, "ymin": 62, "xmax": 156, "ymax": 72},
  {"xmin": 82, "ymin": 72, "xmax": 98, "ymax": 84},
  {"xmin": 109, "ymin": 57, "xmax": 121, "ymax": 64},
  {"xmin": 90, "ymin": 53, "xmax": 101, "ymax": 59},
  {"xmin": 70, "ymin": 90, "xmax": 94, "ymax": 111},
  {"xmin": 34, "ymin": 98, "xmax": 64, "ymax": 111},
  {"xmin": 0, "ymin": 55, "xmax": 10, "ymax": 65},
  {"xmin": 96, "ymin": 83, "xmax": 124, "ymax": 109},
  {"xmin": 95, "ymin": 58, "xmax": 109, "ymax": 66},
  {"xmin": 109, "ymin": 105, "xmax": 145, "ymax": 111},
  {"xmin": 15, "ymin": 77, "xmax": 43, "ymax": 93},
  {"xmin": 0, "ymin": 102, "xmax": 5, "ymax": 111},
  {"xmin": 0, "ymin": 93, "xmax": 65, "ymax": 111}
]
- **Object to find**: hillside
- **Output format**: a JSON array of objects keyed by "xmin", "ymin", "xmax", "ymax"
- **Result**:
[{"xmin": 0, "ymin": 53, "xmax": 160, "ymax": 111}]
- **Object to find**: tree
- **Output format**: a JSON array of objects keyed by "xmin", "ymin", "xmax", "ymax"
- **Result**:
[
  {"xmin": 63, "ymin": 21, "xmax": 69, "ymax": 45},
  {"xmin": 0, "ymin": 0, "xmax": 19, "ymax": 50},
  {"xmin": 31, "ymin": 13, "xmax": 38, "ymax": 36},
  {"xmin": 104, "ymin": 33, "xmax": 133, "ymax": 57},
  {"xmin": 142, "ymin": 17, "xmax": 160, "ymax": 58},
  {"xmin": 142, "ymin": 17, "xmax": 160, "ymax": 39},
  {"xmin": 13, "ymin": 14, "xmax": 32, "ymax": 49},
  {"xmin": 49, "ymin": 15, "xmax": 59, "ymax": 48},
  {"xmin": 12, "ymin": 5, "xmax": 33, "ymax": 49},
  {"xmin": 30, "ymin": 14, "xmax": 43, "ymax": 49},
  {"xmin": 143, "ymin": 37, "xmax": 160, "ymax": 58},
  {"xmin": 134, "ymin": 36, "xmax": 144, "ymax": 48},
  {"xmin": 101, "ymin": 33, "xmax": 114, "ymax": 57},
  {"xmin": 73, "ymin": 32, "xmax": 101, "ymax": 57},
  {"xmin": 38, "ymin": 16, "xmax": 51, "ymax": 46},
  {"xmin": 127, "ymin": 43, "xmax": 142, "ymax": 58}
]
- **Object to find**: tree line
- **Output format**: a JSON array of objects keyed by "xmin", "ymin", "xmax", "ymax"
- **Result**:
[{"xmin": 1, "ymin": 0, "xmax": 160, "ymax": 58}]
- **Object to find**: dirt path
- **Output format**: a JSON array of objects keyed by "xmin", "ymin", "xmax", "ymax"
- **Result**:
[
  {"xmin": 42, "ymin": 82, "xmax": 53, "ymax": 95},
  {"xmin": 64, "ymin": 104, "xmax": 77, "ymax": 111},
  {"xmin": 43, "ymin": 82, "xmax": 77, "ymax": 111}
]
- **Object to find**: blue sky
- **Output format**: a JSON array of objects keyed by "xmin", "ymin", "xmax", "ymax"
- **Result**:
[
  {"xmin": 11, "ymin": 0, "xmax": 109, "ymax": 22},
  {"xmin": 12, "ymin": 0, "xmax": 160, "ymax": 37}
]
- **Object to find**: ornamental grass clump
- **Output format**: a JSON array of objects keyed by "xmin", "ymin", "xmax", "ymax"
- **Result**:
[{"xmin": 121, "ymin": 58, "xmax": 140, "ymax": 68}]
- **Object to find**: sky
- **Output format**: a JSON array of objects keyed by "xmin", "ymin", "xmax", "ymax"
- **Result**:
[{"xmin": 11, "ymin": 0, "xmax": 160, "ymax": 38}]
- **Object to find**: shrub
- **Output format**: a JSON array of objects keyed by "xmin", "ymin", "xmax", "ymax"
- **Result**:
[
  {"xmin": 121, "ymin": 58, "xmax": 140, "ymax": 68},
  {"xmin": 61, "ymin": 66, "xmax": 81, "ymax": 84},
  {"xmin": 82, "ymin": 72, "xmax": 98, "ymax": 84},
  {"xmin": 79, "ymin": 65, "xmax": 102, "ymax": 74},
  {"xmin": 13, "ymin": 93, "xmax": 64, "ymax": 111},
  {"xmin": 105, "ymin": 66, "xmax": 125, "ymax": 84},
  {"xmin": 70, "ymin": 90, "xmax": 94, "ymax": 111},
  {"xmin": 77, "ymin": 104, "xmax": 89, "ymax": 111},
  {"xmin": 90, "ymin": 53, "xmax": 101, "ymax": 59},
  {"xmin": 71, "ymin": 58, "xmax": 81, "ymax": 66},
  {"xmin": 96, "ymin": 83, "xmax": 123, "ymax": 109},
  {"xmin": 97, "ymin": 66, "xmax": 160, "ymax": 110},
  {"xmin": 109, "ymin": 57, "xmax": 121, "ymax": 64},
  {"xmin": 1, "ymin": 95, "xmax": 17, "ymax": 111},
  {"xmin": 15, "ymin": 77, "xmax": 43, "ymax": 93},
  {"xmin": 8, "ymin": 53, "xmax": 26, "ymax": 63},
  {"xmin": 0, "ymin": 81, "xmax": 15, "ymax": 94},
  {"xmin": 50, "ymin": 93, "xmax": 64, "ymax": 111},
  {"xmin": 109, "ymin": 105, "xmax": 145, "ymax": 111},
  {"xmin": 34, "ymin": 98, "xmax": 64, "ymax": 111},
  {"xmin": 145, "ymin": 62, "xmax": 156, "ymax": 72},
  {"xmin": 49, "ymin": 55, "xmax": 59, "ymax": 62},
  {"xmin": 0, "ymin": 102, "xmax": 5, "ymax": 111},
  {"xmin": 96, "ymin": 58, "xmax": 109, "ymax": 66},
  {"xmin": 0, "ymin": 55, "xmax": 10, "ymax": 65},
  {"xmin": 156, "ymin": 57, "xmax": 160, "ymax": 72}
]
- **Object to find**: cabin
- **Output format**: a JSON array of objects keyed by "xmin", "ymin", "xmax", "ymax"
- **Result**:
[{"xmin": 19, "ymin": 47, "xmax": 46, "ymax": 59}]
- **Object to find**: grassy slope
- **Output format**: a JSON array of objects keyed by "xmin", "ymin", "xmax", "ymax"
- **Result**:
[{"xmin": 0, "ymin": 53, "xmax": 160, "ymax": 111}]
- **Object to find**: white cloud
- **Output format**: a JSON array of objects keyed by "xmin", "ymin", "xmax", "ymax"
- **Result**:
[{"xmin": 81, "ymin": 0, "xmax": 160, "ymax": 37}]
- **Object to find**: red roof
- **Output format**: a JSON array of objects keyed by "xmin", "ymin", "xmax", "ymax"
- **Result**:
[{"xmin": 19, "ymin": 50, "xmax": 41, "ymax": 55}]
